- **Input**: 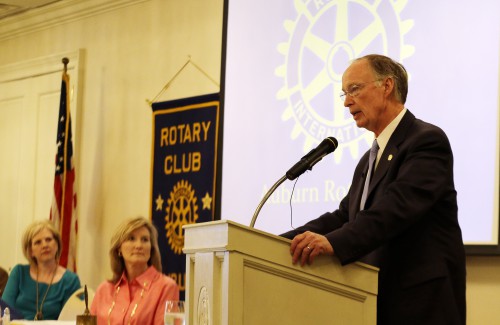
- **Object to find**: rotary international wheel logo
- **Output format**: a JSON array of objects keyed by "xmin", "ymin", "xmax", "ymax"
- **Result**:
[
  {"xmin": 165, "ymin": 180, "xmax": 199, "ymax": 254},
  {"xmin": 276, "ymin": 0, "xmax": 414, "ymax": 161}
]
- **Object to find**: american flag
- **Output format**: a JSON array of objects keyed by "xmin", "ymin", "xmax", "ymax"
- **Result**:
[{"xmin": 50, "ymin": 66, "xmax": 78, "ymax": 272}]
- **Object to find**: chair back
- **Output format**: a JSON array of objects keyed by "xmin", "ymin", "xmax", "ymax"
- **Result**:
[{"xmin": 58, "ymin": 287, "xmax": 95, "ymax": 321}]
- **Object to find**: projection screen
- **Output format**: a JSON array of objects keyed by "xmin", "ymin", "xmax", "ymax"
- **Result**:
[{"xmin": 221, "ymin": 0, "xmax": 500, "ymax": 253}]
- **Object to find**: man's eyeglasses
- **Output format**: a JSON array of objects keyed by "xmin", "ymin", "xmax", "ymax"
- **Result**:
[{"xmin": 340, "ymin": 79, "xmax": 382, "ymax": 100}]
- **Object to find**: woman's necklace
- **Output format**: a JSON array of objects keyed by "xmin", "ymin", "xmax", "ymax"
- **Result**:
[
  {"xmin": 34, "ymin": 265, "xmax": 57, "ymax": 320},
  {"xmin": 107, "ymin": 281, "xmax": 147, "ymax": 325}
]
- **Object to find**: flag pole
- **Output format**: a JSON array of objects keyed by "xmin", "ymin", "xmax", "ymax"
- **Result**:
[{"xmin": 60, "ymin": 58, "xmax": 69, "ymax": 224}]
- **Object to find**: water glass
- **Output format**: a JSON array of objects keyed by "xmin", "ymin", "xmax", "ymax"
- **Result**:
[{"xmin": 164, "ymin": 300, "xmax": 185, "ymax": 325}]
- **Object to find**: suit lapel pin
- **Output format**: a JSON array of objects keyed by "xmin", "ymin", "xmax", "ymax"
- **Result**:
[{"xmin": 388, "ymin": 154, "xmax": 393, "ymax": 161}]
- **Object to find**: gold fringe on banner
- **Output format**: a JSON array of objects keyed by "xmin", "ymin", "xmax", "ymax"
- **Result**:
[{"xmin": 146, "ymin": 56, "xmax": 220, "ymax": 106}]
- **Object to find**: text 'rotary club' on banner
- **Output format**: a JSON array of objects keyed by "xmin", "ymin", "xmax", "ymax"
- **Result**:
[{"xmin": 159, "ymin": 121, "xmax": 212, "ymax": 175}]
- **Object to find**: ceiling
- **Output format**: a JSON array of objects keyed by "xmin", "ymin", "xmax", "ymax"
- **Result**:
[{"xmin": 0, "ymin": 0, "xmax": 61, "ymax": 19}]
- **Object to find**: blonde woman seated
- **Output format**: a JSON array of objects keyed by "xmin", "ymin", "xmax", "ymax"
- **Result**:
[
  {"xmin": 91, "ymin": 217, "xmax": 179, "ymax": 324},
  {"xmin": 2, "ymin": 220, "xmax": 81, "ymax": 320}
]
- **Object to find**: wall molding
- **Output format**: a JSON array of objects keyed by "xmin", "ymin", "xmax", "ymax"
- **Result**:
[
  {"xmin": 0, "ymin": 0, "xmax": 149, "ymax": 42},
  {"xmin": 0, "ymin": 50, "xmax": 82, "ymax": 83}
]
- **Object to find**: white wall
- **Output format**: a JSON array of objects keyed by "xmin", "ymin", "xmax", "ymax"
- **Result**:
[{"xmin": 0, "ymin": 0, "xmax": 499, "ymax": 324}]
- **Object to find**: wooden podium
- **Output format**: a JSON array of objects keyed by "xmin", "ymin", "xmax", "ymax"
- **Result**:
[{"xmin": 183, "ymin": 220, "xmax": 378, "ymax": 325}]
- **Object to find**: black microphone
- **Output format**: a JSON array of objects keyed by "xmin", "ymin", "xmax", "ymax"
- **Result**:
[{"xmin": 285, "ymin": 137, "xmax": 338, "ymax": 180}]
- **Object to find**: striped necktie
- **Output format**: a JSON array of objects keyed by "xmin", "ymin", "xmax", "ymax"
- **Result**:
[{"xmin": 360, "ymin": 139, "xmax": 379, "ymax": 210}]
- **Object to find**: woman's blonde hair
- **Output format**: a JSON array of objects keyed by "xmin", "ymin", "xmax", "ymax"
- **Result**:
[
  {"xmin": 109, "ymin": 216, "xmax": 162, "ymax": 283},
  {"xmin": 22, "ymin": 219, "xmax": 62, "ymax": 265}
]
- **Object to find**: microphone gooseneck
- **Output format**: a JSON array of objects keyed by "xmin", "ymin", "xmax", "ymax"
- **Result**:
[
  {"xmin": 250, "ymin": 175, "xmax": 287, "ymax": 228},
  {"xmin": 250, "ymin": 137, "xmax": 338, "ymax": 228}
]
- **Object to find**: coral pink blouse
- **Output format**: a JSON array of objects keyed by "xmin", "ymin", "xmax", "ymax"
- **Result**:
[{"xmin": 90, "ymin": 266, "xmax": 179, "ymax": 325}]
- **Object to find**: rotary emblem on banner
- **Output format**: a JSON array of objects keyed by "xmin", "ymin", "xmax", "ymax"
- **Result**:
[
  {"xmin": 164, "ymin": 180, "xmax": 199, "ymax": 254},
  {"xmin": 276, "ymin": 0, "xmax": 414, "ymax": 161}
]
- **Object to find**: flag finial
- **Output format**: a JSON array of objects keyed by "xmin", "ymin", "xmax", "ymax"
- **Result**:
[{"xmin": 62, "ymin": 57, "xmax": 69, "ymax": 73}]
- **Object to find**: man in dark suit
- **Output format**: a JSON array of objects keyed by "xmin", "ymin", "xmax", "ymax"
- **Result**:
[{"xmin": 281, "ymin": 54, "xmax": 466, "ymax": 325}]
